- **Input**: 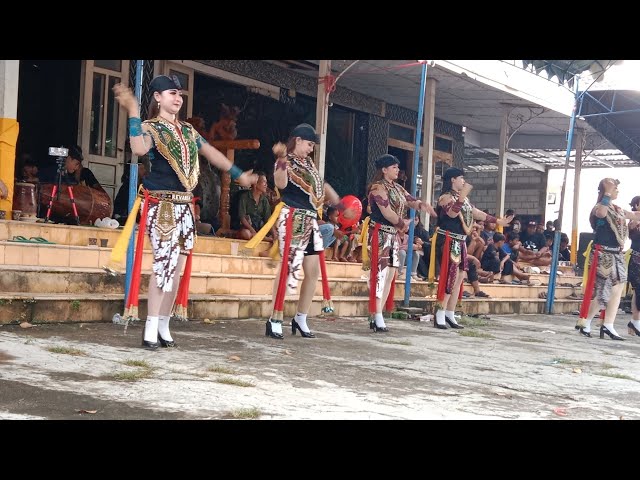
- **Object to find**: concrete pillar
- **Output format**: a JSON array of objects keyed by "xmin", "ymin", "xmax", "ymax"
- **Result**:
[
  {"xmin": 571, "ymin": 128, "xmax": 584, "ymax": 265},
  {"xmin": 0, "ymin": 60, "xmax": 20, "ymax": 214},
  {"xmin": 315, "ymin": 60, "xmax": 331, "ymax": 178}
]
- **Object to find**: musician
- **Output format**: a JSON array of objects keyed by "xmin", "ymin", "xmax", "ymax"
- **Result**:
[{"xmin": 63, "ymin": 145, "xmax": 106, "ymax": 194}]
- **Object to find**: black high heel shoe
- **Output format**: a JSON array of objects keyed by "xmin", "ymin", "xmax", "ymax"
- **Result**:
[
  {"xmin": 369, "ymin": 319, "xmax": 389, "ymax": 333},
  {"xmin": 600, "ymin": 325, "xmax": 625, "ymax": 341},
  {"xmin": 265, "ymin": 319, "xmax": 284, "ymax": 339},
  {"xmin": 579, "ymin": 327, "xmax": 591, "ymax": 338},
  {"xmin": 292, "ymin": 318, "xmax": 315, "ymax": 338},
  {"xmin": 628, "ymin": 321, "xmax": 640, "ymax": 336},
  {"xmin": 141, "ymin": 340, "xmax": 159, "ymax": 350},
  {"xmin": 445, "ymin": 316, "xmax": 464, "ymax": 329},
  {"xmin": 433, "ymin": 318, "xmax": 448, "ymax": 329},
  {"xmin": 158, "ymin": 334, "xmax": 177, "ymax": 348}
]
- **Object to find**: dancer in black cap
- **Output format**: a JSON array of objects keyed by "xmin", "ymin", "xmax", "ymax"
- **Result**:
[
  {"xmin": 112, "ymin": 76, "xmax": 257, "ymax": 349},
  {"xmin": 256, "ymin": 123, "xmax": 358, "ymax": 339},
  {"xmin": 433, "ymin": 167, "xmax": 512, "ymax": 329},
  {"xmin": 363, "ymin": 154, "xmax": 437, "ymax": 332}
]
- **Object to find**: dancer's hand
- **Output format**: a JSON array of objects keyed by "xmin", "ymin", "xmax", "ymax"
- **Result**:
[
  {"xmin": 602, "ymin": 178, "xmax": 618, "ymax": 195},
  {"xmin": 421, "ymin": 202, "xmax": 437, "ymax": 218},
  {"xmin": 113, "ymin": 83, "xmax": 139, "ymax": 115},
  {"xmin": 497, "ymin": 215, "xmax": 514, "ymax": 227},
  {"xmin": 237, "ymin": 169, "xmax": 258, "ymax": 187},
  {"xmin": 459, "ymin": 182, "xmax": 473, "ymax": 198},
  {"xmin": 272, "ymin": 142, "xmax": 287, "ymax": 159},
  {"xmin": 0, "ymin": 179, "xmax": 7, "ymax": 199}
]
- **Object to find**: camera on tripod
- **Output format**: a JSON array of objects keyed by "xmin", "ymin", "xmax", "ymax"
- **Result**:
[
  {"xmin": 44, "ymin": 145, "xmax": 80, "ymax": 225},
  {"xmin": 49, "ymin": 147, "xmax": 69, "ymax": 158}
]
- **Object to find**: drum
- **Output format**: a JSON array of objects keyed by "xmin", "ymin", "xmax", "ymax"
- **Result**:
[
  {"xmin": 39, "ymin": 183, "xmax": 112, "ymax": 225},
  {"xmin": 13, "ymin": 182, "xmax": 37, "ymax": 218}
]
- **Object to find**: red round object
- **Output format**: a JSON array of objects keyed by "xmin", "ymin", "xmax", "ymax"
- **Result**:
[{"xmin": 338, "ymin": 195, "xmax": 362, "ymax": 229}]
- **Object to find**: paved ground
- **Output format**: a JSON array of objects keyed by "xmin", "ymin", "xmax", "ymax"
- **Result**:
[{"xmin": 0, "ymin": 312, "xmax": 639, "ymax": 420}]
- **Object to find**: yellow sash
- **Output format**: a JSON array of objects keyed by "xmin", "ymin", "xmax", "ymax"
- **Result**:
[
  {"xmin": 359, "ymin": 216, "xmax": 371, "ymax": 269},
  {"xmin": 103, "ymin": 196, "xmax": 142, "ymax": 274},
  {"xmin": 245, "ymin": 201, "xmax": 285, "ymax": 250}
]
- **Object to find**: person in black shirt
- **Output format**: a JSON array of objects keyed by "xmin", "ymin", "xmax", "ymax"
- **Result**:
[
  {"xmin": 558, "ymin": 233, "xmax": 571, "ymax": 262},
  {"xmin": 63, "ymin": 145, "xmax": 107, "ymax": 195}
]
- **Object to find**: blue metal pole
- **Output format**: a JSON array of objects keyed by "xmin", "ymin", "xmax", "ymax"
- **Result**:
[
  {"xmin": 404, "ymin": 61, "xmax": 428, "ymax": 306},
  {"xmin": 124, "ymin": 60, "xmax": 144, "ymax": 305},
  {"xmin": 546, "ymin": 77, "xmax": 579, "ymax": 314}
]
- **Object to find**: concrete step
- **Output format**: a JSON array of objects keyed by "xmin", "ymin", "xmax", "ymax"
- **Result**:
[
  {"xmin": 0, "ymin": 264, "xmax": 581, "ymax": 299},
  {"xmin": 0, "ymin": 291, "xmax": 583, "ymax": 324},
  {"xmin": 0, "ymin": 241, "xmax": 364, "ymax": 277},
  {"xmin": 0, "ymin": 219, "xmax": 271, "ymax": 255}
]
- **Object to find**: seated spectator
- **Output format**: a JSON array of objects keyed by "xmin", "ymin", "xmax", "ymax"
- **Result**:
[
  {"xmin": 325, "ymin": 206, "xmax": 349, "ymax": 261},
  {"xmin": 497, "ymin": 233, "xmax": 531, "ymax": 284},
  {"xmin": 19, "ymin": 154, "xmax": 40, "ymax": 183},
  {"xmin": 465, "ymin": 253, "xmax": 492, "ymax": 297},
  {"xmin": 543, "ymin": 220, "xmax": 555, "ymax": 242},
  {"xmin": 559, "ymin": 233, "xmax": 571, "ymax": 262},
  {"xmin": 468, "ymin": 223, "xmax": 486, "ymax": 259},
  {"xmin": 113, "ymin": 160, "xmax": 148, "ymax": 224},
  {"xmin": 480, "ymin": 217, "xmax": 497, "ymax": 245},
  {"xmin": 62, "ymin": 145, "xmax": 106, "ymax": 194},
  {"xmin": 520, "ymin": 221, "xmax": 548, "ymax": 253},
  {"xmin": 235, "ymin": 172, "xmax": 273, "ymax": 241}
]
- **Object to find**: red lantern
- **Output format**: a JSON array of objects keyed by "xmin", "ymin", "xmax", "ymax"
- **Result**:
[{"xmin": 338, "ymin": 195, "xmax": 362, "ymax": 229}]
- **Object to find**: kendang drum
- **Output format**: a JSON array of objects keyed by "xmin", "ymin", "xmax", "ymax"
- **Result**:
[
  {"xmin": 13, "ymin": 182, "xmax": 38, "ymax": 219},
  {"xmin": 39, "ymin": 183, "xmax": 112, "ymax": 225}
]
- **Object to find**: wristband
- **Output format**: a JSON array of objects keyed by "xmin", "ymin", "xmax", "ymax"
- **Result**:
[
  {"xmin": 229, "ymin": 164, "xmax": 243, "ymax": 181},
  {"xmin": 600, "ymin": 195, "xmax": 611, "ymax": 206},
  {"xmin": 129, "ymin": 117, "xmax": 143, "ymax": 137}
]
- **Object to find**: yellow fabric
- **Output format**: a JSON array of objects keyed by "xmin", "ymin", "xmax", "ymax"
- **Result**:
[
  {"xmin": 582, "ymin": 240, "xmax": 593, "ymax": 294},
  {"xmin": 359, "ymin": 216, "xmax": 371, "ymax": 269},
  {"xmin": 104, "ymin": 196, "xmax": 142, "ymax": 273},
  {"xmin": 428, "ymin": 227, "xmax": 440, "ymax": 282},
  {"xmin": 0, "ymin": 118, "xmax": 19, "ymax": 212},
  {"xmin": 245, "ymin": 201, "xmax": 285, "ymax": 250}
]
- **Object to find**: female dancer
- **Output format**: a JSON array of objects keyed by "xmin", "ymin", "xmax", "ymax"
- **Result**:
[
  {"xmin": 433, "ymin": 167, "xmax": 512, "ymax": 329},
  {"xmin": 113, "ymin": 75, "xmax": 256, "ymax": 349}
]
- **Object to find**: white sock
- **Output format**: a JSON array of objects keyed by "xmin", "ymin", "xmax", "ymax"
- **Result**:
[
  {"xmin": 603, "ymin": 323, "xmax": 620, "ymax": 337},
  {"xmin": 294, "ymin": 312, "xmax": 310, "ymax": 333},
  {"xmin": 581, "ymin": 317, "xmax": 593, "ymax": 333},
  {"xmin": 374, "ymin": 312, "xmax": 386, "ymax": 328},
  {"xmin": 269, "ymin": 319, "xmax": 283, "ymax": 335},
  {"xmin": 631, "ymin": 319, "xmax": 640, "ymax": 329},
  {"xmin": 435, "ymin": 309, "xmax": 446, "ymax": 326},
  {"xmin": 158, "ymin": 315, "xmax": 173, "ymax": 341},
  {"xmin": 445, "ymin": 310, "xmax": 458, "ymax": 325},
  {"xmin": 144, "ymin": 316, "xmax": 159, "ymax": 343}
]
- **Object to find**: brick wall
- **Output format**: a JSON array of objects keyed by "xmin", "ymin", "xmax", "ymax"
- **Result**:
[{"xmin": 461, "ymin": 169, "xmax": 547, "ymax": 217}]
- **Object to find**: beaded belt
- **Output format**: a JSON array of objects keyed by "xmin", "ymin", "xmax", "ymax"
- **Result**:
[
  {"xmin": 371, "ymin": 221, "xmax": 397, "ymax": 234},
  {"xmin": 596, "ymin": 244, "xmax": 623, "ymax": 254},
  {"xmin": 437, "ymin": 229, "xmax": 467, "ymax": 241},
  {"xmin": 145, "ymin": 190, "xmax": 193, "ymax": 204},
  {"xmin": 285, "ymin": 206, "xmax": 317, "ymax": 219}
]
